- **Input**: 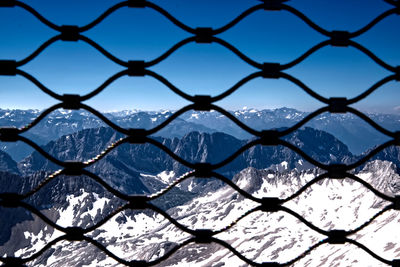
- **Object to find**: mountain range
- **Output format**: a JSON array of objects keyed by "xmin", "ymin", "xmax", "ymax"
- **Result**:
[
  {"xmin": 6, "ymin": 125, "xmax": 399, "ymax": 196},
  {"xmin": 1, "ymin": 108, "xmax": 399, "ymax": 161},
  {"xmin": 1, "ymin": 158, "xmax": 399, "ymax": 266},
  {"xmin": 0, "ymin": 107, "xmax": 399, "ymax": 266}
]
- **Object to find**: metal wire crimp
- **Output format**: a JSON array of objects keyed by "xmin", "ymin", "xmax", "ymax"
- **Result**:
[
  {"xmin": 65, "ymin": 227, "xmax": 85, "ymax": 241},
  {"xmin": 393, "ymin": 196, "xmax": 400, "ymax": 210},
  {"xmin": 62, "ymin": 94, "xmax": 81, "ymax": 110},
  {"xmin": 194, "ymin": 229, "xmax": 214, "ymax": 243},
  {"xmin": 262, "ymin": 63, "xmax": 281, "ymax": 79},
  {"xmin": 392, "ymin": 259, "xmax": 400, "ymax": 267},
  {"xmin": 193, "ymin": 95, "xmax": 212, "ymax": 111},
  {"xmin": 128, "ymin": 60, "xmax": 146, "ymax": 76},
  {"xmin": 0, "ymin": 0, "xmax": 16, "ymax": 7},
  {"xmin": 60, "ymin": 25, "xmax": 80, "ymax": 41},
  {"xmin": 328, "ymin": 230, "xmax": 348, "ymax": 244},
  {"xmin": 330, "ymin": 31, "xmax": 350, "ymax": 47},
  {"xmin": 0, "ymin": 193, "xmax": 23, "ymax": 208},
  {"xmin": 395, "ymin": 131, "xmax": 400, "ymax": 145},
  {"xmin": 327, "ymin": 164, "xmax": 347, "ymax": 179},
  {"xmin": 0, "ymin": 127, "xmax": 19, "ymax": 142},
  {"xmin": 194, "ymin": 163, "xmax": 213, "ymax": 178},
  {"xmin": 261, "ymin": 197, "xmax": 282, "ymax": 212},
  {"xmin": 384, "ymin": 0, "xmax": 400, "ymax": 9},
  {"xmin": 63, "ymin": 161, "xmax": 86, "ymax": 176},
  {"xmin": 127, "ymin": 195, "xmax": 150, "ymax": 210},
  {"xmin": 0, "ymin": 60, "xmax": 17, "ymax": 76},
  {"xmin": 1, "ymin": 257, "xmax": 26, "ymax": 267},
  {"xmin": 195, "ymin": 27, "xmax": 213, "ymax": 43},
  {"xmin": 395, "ymin": 66, "xmax": 400, "ymax": 81},
  {"xmin": 260, "ymin": 130, "xmax": 280, "ymax": 146},
  {"xmin": 328, "ymin": 97, "xmax": 348, "ymax": 113},
  {"xmin": 127, "ymin": 128, "xmax": 148, "ymax": 144}
]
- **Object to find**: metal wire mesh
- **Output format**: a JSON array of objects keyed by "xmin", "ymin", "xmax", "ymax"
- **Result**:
[{"xmin": 0, "ymin": 0, "xmax": 400, "ymax": 266}]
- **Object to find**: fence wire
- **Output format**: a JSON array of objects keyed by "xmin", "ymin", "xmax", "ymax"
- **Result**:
[{"xmin": 0, "ymin": 0, "xmax": 400, "ymax": 266}]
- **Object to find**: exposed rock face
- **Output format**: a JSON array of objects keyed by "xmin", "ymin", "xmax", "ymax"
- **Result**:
[
  {"xmin": 0, "ymin": 150, "xmax": 19, "ymax": 175},
  {"xmin": 370, "ymin": 146, "xmax": 400, "ymax": 173}
]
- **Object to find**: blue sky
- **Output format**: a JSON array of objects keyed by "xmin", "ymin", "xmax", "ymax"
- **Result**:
[{"xmin": 0, "ymin": 0, "xmax": 399, "ymax": 113}]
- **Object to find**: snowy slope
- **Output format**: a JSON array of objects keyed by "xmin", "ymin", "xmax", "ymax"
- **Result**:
[{"xmin": 3, "ymin": 160, "xmax": 399, "ymax": 266}]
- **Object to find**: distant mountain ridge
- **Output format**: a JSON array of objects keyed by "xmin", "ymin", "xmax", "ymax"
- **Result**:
[
  {"xmin": 1, "ymin": 108, "xmax": 399, "ymax": 160},
  {"xmin": 16, "ymin": 127, "xmax": 355, "ymax": 192},
  {"xmin": 0, "ymin": 109, "xmax": 214, "ymax": 161}
]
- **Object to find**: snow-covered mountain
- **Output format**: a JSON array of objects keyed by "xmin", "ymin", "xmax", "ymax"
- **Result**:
[
  {"xmin": 1, "ymin": 108, "xmax": 399, "ymax": 160},
  {"xmin": 1, "ymin": 160, "xmax": 399, "ymax": 266}
]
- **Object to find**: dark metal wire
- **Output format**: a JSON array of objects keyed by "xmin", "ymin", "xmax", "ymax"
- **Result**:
[{"xmin": 0, "ymin": 0, "xmax": 399, "ymax": 266}]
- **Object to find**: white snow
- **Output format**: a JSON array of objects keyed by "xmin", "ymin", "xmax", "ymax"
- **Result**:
[
  {"xmin": 190, "ymin": 113, "xmax": 199, "ymax": 119},
  {"xmin": 281, "ymin": 161, "xmax": 288, "ymax": 169},
  {"xmin": 57, "ymin": 190, "xmax": 110, "ymax": 227},
  {"xmin": 156, "ymin": 170, "xmax": 175, "ymax": 184},
  {"xmin": 11, "ymin": 161, "xmax": 400, "ymax": 267},
  {"xmin": 15, "ymin": 229, "xmax": 54, "ymax": 257},
  {"xmin": 188, "ymin": 181, "xmax": 194, "ymax": 192},
  {"xmin": 59, "ymin": 110, "xmax": 72, "ymax": 115}
]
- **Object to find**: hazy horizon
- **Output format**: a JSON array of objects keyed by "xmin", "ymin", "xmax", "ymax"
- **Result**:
[{"xmin": 1, "ymin": 105, "xmax": 400, "ymax": 116}]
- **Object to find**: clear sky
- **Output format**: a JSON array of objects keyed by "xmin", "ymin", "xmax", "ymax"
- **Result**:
[{"xmin": 0, "ymin": 0, "xmax": 399, "ymax": 113}]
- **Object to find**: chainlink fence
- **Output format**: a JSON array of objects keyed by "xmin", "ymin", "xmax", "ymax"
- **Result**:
[{"xmin": 0, "ymin": 0, "xmax": 400, "ymax": 266}]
